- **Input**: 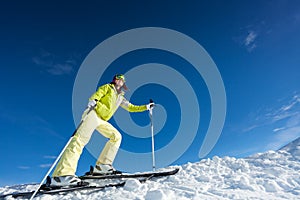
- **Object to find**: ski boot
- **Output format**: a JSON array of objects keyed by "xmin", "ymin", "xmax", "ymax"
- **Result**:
[
  {"xmin": 49, "ymin": 175, "xmax": 88, "ymax": 187},
  {"xmin": 91, "ymin": 164, "xmax": 122, "ymax": 175}
]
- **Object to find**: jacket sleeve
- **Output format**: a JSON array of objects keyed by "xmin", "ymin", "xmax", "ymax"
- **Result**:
[
  {"xmin": 89, "ymin": 84, "xmax": 109, "ymax": 101},
  {"xmin": 120, "ymin": 98, "xmax": 147, "ymax": 112}
]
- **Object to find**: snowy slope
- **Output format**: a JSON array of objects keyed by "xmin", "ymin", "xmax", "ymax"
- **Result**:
[
  {"xmin": 1, "ymin": 137, "xmax": 299, "ymax": 200},
  {"xmin": 280, "ymin": 136, "xmax": 300, "ymax": 160}
]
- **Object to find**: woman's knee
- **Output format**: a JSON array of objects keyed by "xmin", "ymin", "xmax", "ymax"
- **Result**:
[{"xmin": 112, "ymin": 131, "xmax": 122, "ymax": 143}]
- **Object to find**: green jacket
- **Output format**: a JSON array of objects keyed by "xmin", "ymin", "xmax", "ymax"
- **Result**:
[{"xmin": 89, "ymin": 83, "xmax": 147, "ymax": 121}]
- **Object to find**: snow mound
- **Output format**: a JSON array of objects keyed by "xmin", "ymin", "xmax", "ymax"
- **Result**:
[{"xmin": 1, "ymin": 138, "xmax": 299, "ymax": 199}]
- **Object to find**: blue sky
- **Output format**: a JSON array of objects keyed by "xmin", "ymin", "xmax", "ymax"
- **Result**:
[{"xmin": 1, "ymin": 0, "xmax": 300, "ymax": 186}]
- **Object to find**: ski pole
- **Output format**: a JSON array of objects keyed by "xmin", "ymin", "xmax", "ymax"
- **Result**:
[
  {"xmin": 149, "ymin": 99, "xmax": 155, "ymax": 171},
  {"xmin": 30, "ymin": 105, "xmax": 96, "ymax": 200}
]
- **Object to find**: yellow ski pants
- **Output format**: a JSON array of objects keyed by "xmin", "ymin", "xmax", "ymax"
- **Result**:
[{"xmin": 52, "ymin": 109, "xmax": 122, "ymax": 177}]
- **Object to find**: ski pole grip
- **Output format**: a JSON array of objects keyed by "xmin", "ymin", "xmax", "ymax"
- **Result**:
[{"xmin": 149, "ymin": 99, "xmax": 154, "ymax": 110}]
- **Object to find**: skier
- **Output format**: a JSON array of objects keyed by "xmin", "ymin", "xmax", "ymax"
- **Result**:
[{"xmin": 50, "ymin": 74, "xmax": 154, "ymax": 186}]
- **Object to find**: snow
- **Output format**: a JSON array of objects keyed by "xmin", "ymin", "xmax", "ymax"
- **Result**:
[{"xmin": 1, "ymin": 137, "xmax": 300, "ymax": 200}]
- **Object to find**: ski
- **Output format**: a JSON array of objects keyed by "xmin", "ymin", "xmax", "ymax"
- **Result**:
[
  {"xmin": 80, "ymin": 167, "xmax": 180, "ymax": 180},
  {"xmin": 0, "ymin": 181, "xmax": 126, "ymax": 199},
  {"xmin": 0, "ymin": 168, "xmax": 179, "ymax": 198}
]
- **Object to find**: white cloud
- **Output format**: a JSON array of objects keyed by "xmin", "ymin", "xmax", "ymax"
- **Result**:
[
  {"xmin": 46, "ymin": 63, "xmax": 74, "ymax": 75},
  {"xmin": 242, "ymin": 124, "xmax": 259, "ymax": 133},
  {"xmin": 244, "ymin": 31, "xmax": 258, "ymax": 52},
  {"xmin": 266, "ymin": 126, "xmax": 300, "ymax": 150},
  {"xmin": 273, "ymin": 127, "xmax": 285, "ymax": 132},
  {"xmin": 242, "ymin": 93, "xmax": 300, "ymax": 150},
  {"xmin": 43, "ymin": 155, "xmax": 57, "ymax": 159},
  {"xmin": 39, "ymin": 164, "xmax": 52, "ymax": 168},
  {"xmin": 263, "ymin": 94, "xmax": 300, "ymax": 124},
  {"xmin": 18, "ymin": 166, "xmax": 30, "ymax": 170},
  {"xmin": 38, "ymin": 156, "xmax": 57, "ymax": 168},
  {"xmin": 242, "ymin": 93, "xmax": 300, "ymax": 144},
  {"xmin": 245, "ymin": 31, "xmax": 257, "ymax": 46},
  {"xmin": 32, "ymin": 49, "xmax": 76, "ymax": 76},
  {"xmin": 279, "ymin": 95, "xmax": 300, "ymax": 112},
  {"xmin": 234, "ymin": 29, "xmax": 259, "ymax": 52}
]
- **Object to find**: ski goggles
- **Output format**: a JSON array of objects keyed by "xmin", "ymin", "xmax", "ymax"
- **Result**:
[
  {"xmin": 113, "ymin": 74, "xmax": 128, "ymax": 90},
  {"xmin": 114, "ymin": 74, "xmax": 126, "ymax": 82}
]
